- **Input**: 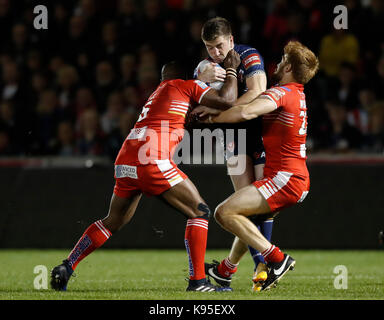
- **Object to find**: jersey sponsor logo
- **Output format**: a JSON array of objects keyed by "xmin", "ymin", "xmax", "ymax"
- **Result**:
[
  {"xmin": 115, "ymin": 165, "xmax": 138, "ymax": 179},
  {"xmin": 253, "ymin": 151, "xmax": 266, "ymax": 160},
  {"xmin": 194, "ymin": 80, "xmax": 209, "ymax": 90},
  {"xmin": 68, "ymin": 235, "xmax": 92, "ymax": 267},
  {"xmin": 243, "ymin": 53, "xmax": 261, "ymax": 69},
  {"xmin": 127, "ymin": 127, "xmax": 147, "ymax": 140},
  {"xmin": 184, "ymin": 239, "xmax": 194, "ymax": 277}
]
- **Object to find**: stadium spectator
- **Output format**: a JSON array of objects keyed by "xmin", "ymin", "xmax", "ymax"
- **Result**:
[
  {"xmin": 105, "ymin": 110, "xmax": 137, "ymax": 159},
  {"xmin": 116, "ymin": 0, "xmax": 142, "ymax": 53},
  {"xmin": 184, "ymin": 17, "xmax": 206, "ymax": 73},
  {"xmin": 262, "ymin": 0, "xmax": 290, "ymax": 64},
  {"xmin": 293, "ymin": 0, "xmax": 324, "ymax": 50},
  {"xmin": 321, "ymin": 99, "xmax": 363, "ymax": 153},
  {"xmin": 25, "ymin": 50, "xmax": 42, "ymax": 74},
  {"xmin": 75, "ymin": 108, "xmax": 105, "ymax": 156},
  {"xmin": 0, "ymin": 129, "xmax": 11, "ymax": 155},
  {"xmin": 0, "ymin": 100, "xmax": 19, "ymax": 154},
  {"xmin": 325, "ymin": 62, "xmax": 360, "ymax": 111},
  {"xmin": 348, "ymin": 87, "xmax": 384, "ymax": 152},
  {"xmin": 318, "ymin": 28, "xmax": 360, "ymax": 78},
  {"xmin": 73, "ymin": 87, "xmax": 98, "ymax": 117},
  {"xmin": 28, "ymin": 72, "xmax": 48, "ymax": 106},
  {"xmin": 0, "ymin": 0, "xmax": 12, "ymax": 50},
  {"xmin": 141, "ymin": 0, "xmax": 166, "ymax": 51},
  {"xmin": 372, "ymin": 55, "xmax": 384, "ymax": 101},
  {"xmin": 358, "ymin": 0, "xmax": 384, "ymax": 65},
  {"xmin": 136, "ymin": 46, "xmax": 159, "ymax": 104},
  {"xmin": 1, "ymin": 59, "xmax": 24, "ymax": 103},
  {"xmin": 31, "ymin": 89, "xmax": 61, "ymax": 155},
  {"xmin": 122, "ymin": 85, "xmax": 141, "ymax": 113},
  {"xmin": 119, "ymin": 53, "xmax": 137, "ymax": 88},
  {"xmin": 0, "ymin": 0, "xmax": 382, "ymax": 157},
  {"xmin": 93, "ymin": 61, "xmax": 117, "ymax": 113},
  {"xmin": 8, "ymin": 23, "xmax": 31, "ymax": 65},
  {"xmin": 97, "ymin": 21, "xmax": 120, "ymax": 65},
  {"xmin": 367, "ymin": 102, "xmax": 384, "ymax": 152},
  {"xmin": 100, "ymin": 91, "xmax": 125, "ymax": 134},
  {"xmin": 55, "ymin": 65, "xmax": 79, "ymax": 120},
  {"xmin": 51, "ymin": 120, "xmax": 77, "ymax": 156}
]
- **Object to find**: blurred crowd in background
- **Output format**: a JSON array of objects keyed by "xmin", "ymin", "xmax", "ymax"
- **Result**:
[{"xmin": 0, "ymin": 0, "xmax": 384, "ymax": 159}]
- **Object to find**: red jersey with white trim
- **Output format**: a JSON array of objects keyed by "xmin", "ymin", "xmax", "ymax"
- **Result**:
[
  {"xmin": 115, "ymin": 79, "xmax": 211, "ymax": 165},
  {"xmin": 260, "ymin": 82, "xmax": 309, "ymax": 178}
]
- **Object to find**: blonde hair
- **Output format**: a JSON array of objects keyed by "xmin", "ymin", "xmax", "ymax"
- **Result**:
[{"xmin": 284, "ymin": 41, "xmax": 319, "ymax": 84}]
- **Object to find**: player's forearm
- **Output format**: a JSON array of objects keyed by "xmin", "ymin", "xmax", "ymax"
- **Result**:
[
  {"xmin": 210, "ymin": 105, "xmax": 249, "ymax": 123},
  {"xmin": 215, "ymin": 69, "xmax": 238, "ymax": 109},
  {"xmin": 235, "ymin": 89, "xmax": 261, "ymax": 105},
  {"xmin": 236, "ymin": 73, "xmax": 267, "ymax": 105}
]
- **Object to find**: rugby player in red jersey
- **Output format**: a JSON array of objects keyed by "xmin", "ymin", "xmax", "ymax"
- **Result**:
[
  {"xmin": 194, "ymin": 41, "xmax": 319, "ymax": 290},
  {"xmin": 50, "ymin": 50, "xmax": 241, "ymax": 292}
]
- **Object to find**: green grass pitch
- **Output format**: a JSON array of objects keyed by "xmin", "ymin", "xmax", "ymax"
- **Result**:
[{"xmin": 0, "ymin": 249, "xmax": 383, "ymax": 300}]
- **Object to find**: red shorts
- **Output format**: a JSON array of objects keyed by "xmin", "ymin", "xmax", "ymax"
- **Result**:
[
  {"xmin": 253, "ymin": 171, "xmax": 310, "ymax": 213},
  {"xmin": 113, "ymin": 159, "xmax": 188, "ymax": 198}
]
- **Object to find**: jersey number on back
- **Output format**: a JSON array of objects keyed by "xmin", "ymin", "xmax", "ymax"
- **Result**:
[
  {"xmin": 299, "ymin": 110, "xmax": 307, "ymax": 158},
  {"xmin": 299, "ymin": 110, "xmax": 307, "ymax": 135},
  {"xmin": 137, "ymin": 101, "xmax": 152, "ymax": 122}
]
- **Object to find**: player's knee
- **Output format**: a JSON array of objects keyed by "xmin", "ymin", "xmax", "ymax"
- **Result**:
[
  {"xmin": 214, "ymin": 203, "xmax": 230, "ymax": 226},
  {"xmin": 192, "ymin": 202, "xmax": 211, "ymax": 220}
]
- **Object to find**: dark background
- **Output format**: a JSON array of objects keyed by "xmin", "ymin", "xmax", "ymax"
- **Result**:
[{"xmin": 1, "ymin": 0, "xmax": 384, "ymax": 249}]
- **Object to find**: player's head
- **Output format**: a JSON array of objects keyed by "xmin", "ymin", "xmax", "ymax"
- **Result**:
[
  {"xmin": 161, "ymin": 61, "xmax": 187, "ymax": 81},
  {"xmin": 201, "ymin": 17, "xmax": 234, "ymax": 64},
  {"xmin": 272, "ymin": 41, "xmax": 319, "ymax": 85}
]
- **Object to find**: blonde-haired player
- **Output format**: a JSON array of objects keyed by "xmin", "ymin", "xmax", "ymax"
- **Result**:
[{"xmin": 193, "ymin": 41, "xmax": 319, "ymax": 290}]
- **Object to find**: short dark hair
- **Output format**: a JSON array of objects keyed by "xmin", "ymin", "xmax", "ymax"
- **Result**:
[
  {"xmin": 201, "ymin": 17, "xmax": 232, "ymax": 41},
  {"xmin": 161, "ymin": 61, "xmax": 186, "ymax": 81}
]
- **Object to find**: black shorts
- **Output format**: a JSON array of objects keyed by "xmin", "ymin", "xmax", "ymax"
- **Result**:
[{"xmin": 216, "ymin": 118, "xmax": 266, "ymax": 166}]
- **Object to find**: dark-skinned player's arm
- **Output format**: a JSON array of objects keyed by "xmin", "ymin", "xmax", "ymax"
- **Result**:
[
  {"xmin": 198, "ymin": 49, "xmax": 240, "ymax": 110},
  {"xmin": 207, "ymin": 95, "xmax": 277, "ymax": 124}
]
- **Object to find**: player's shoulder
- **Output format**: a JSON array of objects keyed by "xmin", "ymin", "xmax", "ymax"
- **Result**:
[
  {"xmin": 172, "ymin": 78, "xmax": 210, "ymax": 91},
  {"xmin": 234, "ymin": 43, "xmax": 262, "ymax": 59},
  {"xmin": 262, "ymin": 85, "xmax": 288, "ymax": 101},
  {"xmin": 189, "ymin": 79, "xmax": 210, "ymax": 90},
  {"xmin": 235, "ymin": 43, "xmax": 264, "ymax": 75},
  {"xmin": 262, "ymin": 83, "xmax": 304, "ymax": 106},
  {"xmin": 167, "ymin": 79, "xmax": 185, "ymax": 85},
  {"xmin": 278, "ymin": 83, "xmax": 304, "ymax": 95}
]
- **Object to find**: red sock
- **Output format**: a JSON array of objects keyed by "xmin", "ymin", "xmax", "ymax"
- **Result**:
[
  {"xmin": 261, "ymin": 245, "xmax": 284, "ymax": 264},
  {"xmin": 184, "ymin": 218, "xmax": 208, "ymax": 280},
  {"xmin": 67, "ymin": 220, "xmax": 112, "ymax": 270},
  {"xmin": 218, "ymin": 257, "xmax": 238, "ymax": 277}
]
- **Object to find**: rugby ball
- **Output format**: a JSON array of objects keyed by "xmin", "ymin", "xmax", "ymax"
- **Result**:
[{"xmin": 196, "ymin": 59, "xmax": 224, "ymax": 90}]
